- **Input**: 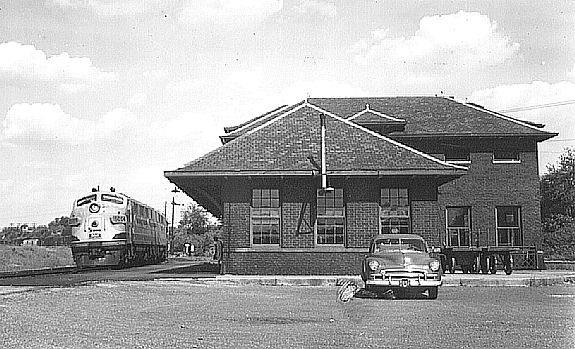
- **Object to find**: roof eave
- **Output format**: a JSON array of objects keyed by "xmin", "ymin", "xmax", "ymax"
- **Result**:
[{"xmin": 165, "ymin": 168, "xmax": 466, "ymax": 178}]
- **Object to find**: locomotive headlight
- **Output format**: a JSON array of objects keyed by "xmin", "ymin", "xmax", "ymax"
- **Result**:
[
  {"xmin": 89, "ymin": 203, "xmax": 100, "ymax": 213},
  {"xmin": 429, "ymin": 260, "xmax": 441, "ymax": 272},
  {"xmin": 368, "ymin": 260, "xmax": 380, "ymax": 271}
]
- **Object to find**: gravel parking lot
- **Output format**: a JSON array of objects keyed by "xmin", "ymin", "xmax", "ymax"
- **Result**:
[{"xmin": 1, "ymin": 281, "xmax": 574, "ymax": 348}]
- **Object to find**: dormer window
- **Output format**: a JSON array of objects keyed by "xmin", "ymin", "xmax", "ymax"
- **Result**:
[{"xmin": 493, "ymin": 151, "xmax": 520, "ymax": 163}]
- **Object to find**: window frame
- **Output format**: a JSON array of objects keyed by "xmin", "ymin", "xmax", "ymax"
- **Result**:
[
  {"xmin": 493, "ymin": 150, "xmax": 521, "ymax": 164},
  {"xmin": 495, "ymin": 206, "xmax": 523, "ymax": 246},
  {"xmin": 444, "ymin": 149, "xmax": 471, "ymax": 164},
  {"xmin": 250, "ymin": 188, "xmax": 281, "ymax": 246},
  {"xmin": 445, "ymin": 206, "xmax": 472, "ymax": 247},
  {"xmin": 315, "ymin": 188, "xmax": 346, "ymax": 246},
  {"xmin": 379, "ymin": 188, "xmax": 411, "ymax": 234}
]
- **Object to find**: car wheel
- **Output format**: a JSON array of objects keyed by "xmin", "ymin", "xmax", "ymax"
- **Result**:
[{"xmin": 427, "ymin": 287, "xmax": 438, "ymax": 299}]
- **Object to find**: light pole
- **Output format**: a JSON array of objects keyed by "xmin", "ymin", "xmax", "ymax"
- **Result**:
[{"xmin": 170, "ymin": 187, "xmax": 181, "ymax": 255}]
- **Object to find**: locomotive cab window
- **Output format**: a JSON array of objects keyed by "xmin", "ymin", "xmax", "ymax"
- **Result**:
[
  {"xmin": 101, "ymin": 194, "xmax": 124, "ymax": 205},
  {"xmin": 77, "ymin": 194, "xmax": 97, "ymax": 206}
]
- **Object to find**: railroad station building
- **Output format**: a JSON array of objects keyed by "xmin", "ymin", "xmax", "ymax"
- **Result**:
[{"xmin": 164, "ymin": 97, "xmax": 557, "ymax": 275}]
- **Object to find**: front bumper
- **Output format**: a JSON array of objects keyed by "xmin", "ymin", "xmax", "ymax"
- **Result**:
[{"xmin": 365, "ymin": 271, "xmax": 442, "ymax": 287}]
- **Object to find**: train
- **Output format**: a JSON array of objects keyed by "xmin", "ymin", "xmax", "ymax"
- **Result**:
[{"xmin": 69, "ymin": 187, "xmax": 168, "ymax": 268}]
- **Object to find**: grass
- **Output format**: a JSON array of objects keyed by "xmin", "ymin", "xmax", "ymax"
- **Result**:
[{"xmin": 0, "ymin": 245, "xmax": 75, "ymax": 272}]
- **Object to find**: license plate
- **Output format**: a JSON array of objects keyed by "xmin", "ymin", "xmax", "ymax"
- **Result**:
[{"xmin": 400, "ymin": 279, "xmax": 409, "ymax": 287}]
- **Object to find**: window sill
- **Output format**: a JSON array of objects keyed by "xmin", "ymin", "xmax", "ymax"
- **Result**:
[
  {"xmin": 446, "ymin": 160, "xmax": 471, "ymax": 165},
  {"xmin": 492, "ymin": 160, "xmax": 521, "ymax": 164}
]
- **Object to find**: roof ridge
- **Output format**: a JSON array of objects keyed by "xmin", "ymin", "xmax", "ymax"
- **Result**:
[
  {"xmin": 348, "ymin": 103, "xmax": 406, "ymax": 122},
  {"xmin": 224, "ymin": 104, "xmax": 292, "ymax": 134},
  {"xmin": 305, "ymin": 102, "xmax": 468, "ymax": 171}
]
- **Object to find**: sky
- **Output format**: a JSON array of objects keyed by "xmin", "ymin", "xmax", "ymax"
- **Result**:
[{"xmin": 1, "ymin": 0, "xmax": 574, "ymax": 227}]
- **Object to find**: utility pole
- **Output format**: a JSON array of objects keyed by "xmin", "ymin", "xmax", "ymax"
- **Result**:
[{"xmin": 169, "ymin": 187, "xmax": 181, "ymax": 255}]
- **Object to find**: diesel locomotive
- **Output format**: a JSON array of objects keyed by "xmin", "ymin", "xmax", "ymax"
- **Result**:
[{"xmin": 69, "ymin": 187, "xmax": 168, "ymax": 268}]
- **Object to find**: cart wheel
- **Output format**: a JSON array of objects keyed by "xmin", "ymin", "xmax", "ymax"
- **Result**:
[
  {"xmin": 489, "ymin": 255, "xmax": 497, "ymax": 274},
  {"xmin": 503, "ymin": 253, "xmax": 513, "ymax": 275}
]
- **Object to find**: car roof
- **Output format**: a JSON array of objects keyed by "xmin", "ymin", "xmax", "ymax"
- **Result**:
[{"xmin": 372, "ymin": 234, "xmax": 425, "ymax": 240}]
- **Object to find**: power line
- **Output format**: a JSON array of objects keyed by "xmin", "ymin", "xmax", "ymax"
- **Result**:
[{"xmin": 498, "ymin": 99, "xmax": 575, "ymax": 113}]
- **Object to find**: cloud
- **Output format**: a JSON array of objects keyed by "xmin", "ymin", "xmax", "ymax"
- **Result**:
[
  {"xmin": 293, "ymin": 0, "xmax": 336, "ymax": 18},
  {"xmin": 50, "ymin": 0, "xmax": 165, "ymax": 16},
  {"xmin": 179, "ymin": 0, "xmax": 283, "ymax": 27},
  {"xmin": 1, "ymin": 103, "xmax": 137, "ymax": 146},
  {"xmin": 468, "ymin": 80, "xmax": 575, "ymax": 170},
  {"xmin": 0, "ymin": 41, "xmax": 116, "ymax": 89},
  {"xmin": 127, "ymin": 92, "xmax": 148, "ymax": 109},
  {"xmin": 569, "ymin": 63, "xmax": 575, "ymax": 80},
  {"xmin": 353, "ymin": 11, "xmax": 520, "ymax": 76}
]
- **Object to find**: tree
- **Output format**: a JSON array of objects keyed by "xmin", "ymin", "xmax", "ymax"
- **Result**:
[
  {"xmin": 541, "ymin": 148, "xmax": 575, "ymax": 260},
  {"xmin": 172, "ymin": 202, "xmax": 221, "ymax": 255},
  {"xmin": 47, "ymin": 216, "xmax": 73, "ymax": 236}
]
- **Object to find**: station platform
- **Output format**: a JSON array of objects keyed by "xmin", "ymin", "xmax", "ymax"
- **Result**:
[{"xmin": 202, "ymin": 270, "xmax": 575, "ymax": 287}]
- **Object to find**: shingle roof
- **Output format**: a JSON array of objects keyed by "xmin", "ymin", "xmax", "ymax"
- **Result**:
[
  {"xmin": 170, "ymin": 102, "xmax": 466, "ymax": 176},
  {"xmin": 309, "ymin": 97, "xmax": 556, "ymax": 139},
  {"xmin": 221, "ymin": 97, "xmax": 556, "ymax": 142}
]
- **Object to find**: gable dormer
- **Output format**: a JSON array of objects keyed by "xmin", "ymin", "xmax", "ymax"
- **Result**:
[{"xmin": 348, "ymin": 104, "xmax": 407, "ymax": 135}]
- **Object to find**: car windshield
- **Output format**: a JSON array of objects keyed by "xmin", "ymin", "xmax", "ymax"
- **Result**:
[{"xmin": 372, "ymin": 238, "xmax": 427, "ymax": 253}]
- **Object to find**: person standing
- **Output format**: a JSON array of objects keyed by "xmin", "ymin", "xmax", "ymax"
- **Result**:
[{"xmin": 213, "ymin": 236, "xmax": 224, "ymax": 273}]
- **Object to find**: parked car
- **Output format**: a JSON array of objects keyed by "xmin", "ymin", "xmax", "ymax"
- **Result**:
[{"xmin": 361, "ymin": 234, "xmax": 442, "ymax": 299}]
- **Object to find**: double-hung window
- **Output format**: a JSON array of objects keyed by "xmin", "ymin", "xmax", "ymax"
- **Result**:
[
  {"xmin": 316, "ymin": 188, "xmax": 345, "ymax": 245},
  {"xmin": 251, "ymin": 189, "xmax": 280, "ymax": 245},
  {"xmin": 446, "ymin": 207, "xmax": 471, "ymax": 246},
  {"xmin": 380, "ymin": 188, "xmax": 410, "ymax": 234},
  {"xmin": 496, "ymin": 206, "xmax": 522, "ymax": 246}
]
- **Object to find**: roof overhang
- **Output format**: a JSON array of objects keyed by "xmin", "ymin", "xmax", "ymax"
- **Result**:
[
  {"xmin": 165, "ymin": 167, "xmax": 466, "ymax": 217},
  {"xmin": 391, "ymin": 133, "xmax": 559, "ymax": 142}
]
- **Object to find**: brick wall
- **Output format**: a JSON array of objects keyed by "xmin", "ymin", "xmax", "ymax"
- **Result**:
[
  {"xmin": 220, "ymin": 176, "xmax": 444, "ymax": 275},
  {"xmin": 437, "ymin": 151, "xmax": 542, "ymax": 247},
  {"xmin": 225, "ymin": 251, "xmax": 366, "ymax": 275}
]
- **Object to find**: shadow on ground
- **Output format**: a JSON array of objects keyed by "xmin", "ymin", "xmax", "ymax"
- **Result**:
[{"xmin": 154, "ymin": 262, "xmax": 220, "ymax": 274}]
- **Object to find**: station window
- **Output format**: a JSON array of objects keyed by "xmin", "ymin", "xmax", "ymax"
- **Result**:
[
  {"xmin": 493, "ymin": 151, "xmax": 520, "ymax": 163},
  {"xmin": 316, "ymin": 188, "xmax": 345, "ymax": 245},
  {"xmin": 444, "ymin": 149, "xmax": 471, "ymax": 164},
  {"xmin": 380, "ymin": 188, "xmax": 410, "ymax": 234},
  {"xmin": 496, "ymin": 206, "xmax": 523, "ymax": 246},
  {"xmin": 251, "ymin": 189, "xmax": 280, "ymax": 245},
  {"xmin": 446, "ymin": 207, "xmax": 471, "ymax": 246}
]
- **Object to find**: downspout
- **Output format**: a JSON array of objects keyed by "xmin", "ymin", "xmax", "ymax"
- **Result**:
[{"xmin": 320, "ymin": 113, "xmax": 333, "ymax": 191}]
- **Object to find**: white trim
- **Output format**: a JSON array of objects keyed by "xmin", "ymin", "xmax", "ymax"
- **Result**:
[
  {"xmin": 446, "ymin": 160, "xmax": 471, "ymax": 165},
  {"xmin": 348, "ymin": 104, "xmax": 406, "ymax": 123},
  {"xmin": 492, "ymin": 159, "xmax": 521, "ymax": 164},
  {"xmin": 230, "ymin": 105, "xmax": 292, "ymax": 135},
  {"xmin": 244, "ymin": 102, "xmax": 308, "ymax": 137},
  {"xmin": 305, "ymin": 102, "xmax": 468, "ymax": 171}
]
